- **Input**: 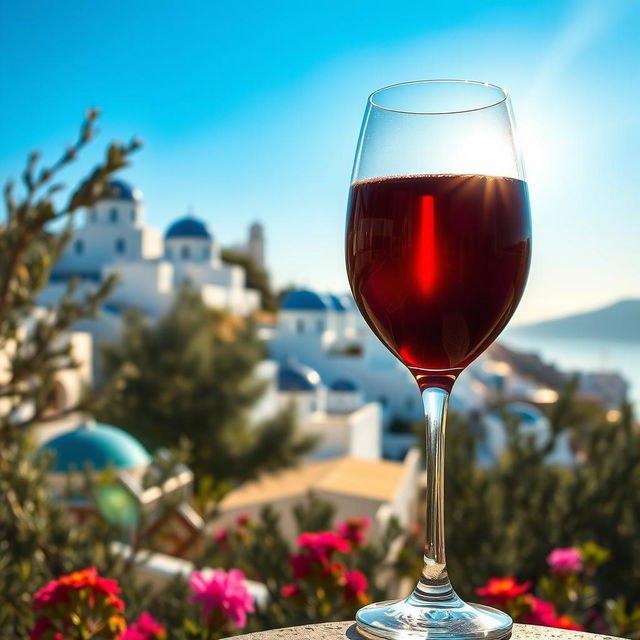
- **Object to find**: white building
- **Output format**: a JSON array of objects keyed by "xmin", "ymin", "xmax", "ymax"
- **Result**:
[
  {"xmin": 276, "ymin": 358, "xmax": 382, "ymax": 461},
  {"xmin": 269, "ymin": 289, "xmax": 487, "ymax": 459},
  {"xmin": 44, "ymin": 179, "xmax": 260, "ymax": 318},
  {"xmin": 40, "ymin": 180, "xmax": 261, "ymax": 376}
]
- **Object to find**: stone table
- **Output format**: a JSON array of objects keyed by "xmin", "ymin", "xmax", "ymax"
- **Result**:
[{"xmin": 230, "ymin": 621, "xmax": 621, "ymax": 640}]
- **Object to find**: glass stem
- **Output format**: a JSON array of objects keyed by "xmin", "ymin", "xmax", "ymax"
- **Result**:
[{"xmin": 415, "ymin": 386, "xmax": 454, "ymax": 601}]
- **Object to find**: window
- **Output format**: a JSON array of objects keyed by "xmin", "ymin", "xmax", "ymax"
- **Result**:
[
  {"xmin": 377, "ymin": 395, "xmax": 389, "ymax": 408},
  {"xmin": 405, "ymin": 397, "xmax": 414, "ymax": 411},
  {"xmin": 296, "ymin": 319, "xmax": 304, "ymax": 334},
  {"xmin": 109, "ymin": 208, "xmax": 118, "ymax": 223},
  {"xmin": 316, "ymin": 319, "xmax": 325, "ymax": 333},
  {"xmin": 181, "ymin": 245, "xmax": 191, "ymax": 260},
  {"xmin": 166, "ymin": 248, "xmax": 173, "ymax": 259},
  {"xmin": 130, "ymin": 208, "xmax": 136, "ymax": 221},
  {"xmin": 74, "ymin": 239, "xmax": 84, "ymax": 255},
  {"xmin": 203, "ymin": 246, "xmax": 210, "ymax": 259},
  {"xmin": 115, "ymin": 238, "xmax": 126, "ymax": 254},
  {"xmin": 89, "ymin": 209, "xmax": 97, "ymax": 223}
]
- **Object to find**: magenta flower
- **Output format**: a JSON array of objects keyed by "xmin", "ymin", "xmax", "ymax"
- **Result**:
[
  {"xmin": 522, "ymin": 596, "xmax": 557, "ymax": 626},
  {"xmin": 189, "ymin": 569, "xmax": 254, "ymax": 629},
  {"xmin": 297, "ymin": 531, "xmax": 351, "ymax": 561},
  {"xmin": 547, "ymin": 547, "xmax": 583, "ymax": 574},
  {"xmin": 122, "ymin": 612, "xmax": 166, "ymax": 640},
  {"xmin": 337, "ymin": 517, "xmax": 371, "ymax": 546},
  {"xmin": 343, "ymin": 570, "xmax": 368, "ymax": 601}
]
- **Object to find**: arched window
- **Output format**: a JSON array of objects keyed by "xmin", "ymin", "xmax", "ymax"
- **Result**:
[
  {"xmin": 181, "ymin": 245, "xmax": 191, "ymax": 260},
  {"xmin": 316, "ymin": 319, "xmax": 325, "ymax": 333},
  {"xmin": 109, "ymin": 208, "xmax": 118, "ymax": 223},
  {"xmin": 296, "ymin": 319, "xmax": 304, "ymax": 334},
  {"xmin": 75, "ymin": 239, "xmax": 84, "ymax": 255},
  {"xmin": 115, "ymin": 238, "xmax": 126, "ymax": 254}
]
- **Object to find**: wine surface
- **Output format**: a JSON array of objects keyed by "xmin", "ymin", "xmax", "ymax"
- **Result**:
[{"xmin": 346, "ymin": 174, "xmax": 531, "ymax": 373}]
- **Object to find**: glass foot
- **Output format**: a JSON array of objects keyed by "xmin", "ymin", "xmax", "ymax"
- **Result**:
[{"xmin": 356, "ymin": 592, "xmax": 512, "ymax": 640}]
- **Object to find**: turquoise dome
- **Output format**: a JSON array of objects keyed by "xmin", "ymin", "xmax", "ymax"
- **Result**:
[{"xmin": 40, "ymin": 421, "xmax": 151, "ymax": 472}]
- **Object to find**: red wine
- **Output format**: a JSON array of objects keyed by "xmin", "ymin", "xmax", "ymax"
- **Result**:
[{"xmin": 346, "ymin": 174, "xmax": 531, "ymax": 375}]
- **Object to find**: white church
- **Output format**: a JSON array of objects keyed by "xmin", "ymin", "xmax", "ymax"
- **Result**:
[{"xmin": 44, "ymin": 180, "xmax": 262, "ymax": 318}]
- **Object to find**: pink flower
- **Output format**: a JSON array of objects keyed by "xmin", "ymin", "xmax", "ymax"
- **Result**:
[
  {"xmin": 522, "ymin": 596, "xmax": 558, "ymax": 626},
  {"xmin": 343, "ymin": 570, "xmax": 368, "ymax": 601},
  {"xmin": 337, "ymin": 517, "xmax": 370, "ymax": 546},
  {"xmin": 547, "ymin": 547, "xmax": 583, "ymax": 574},
  {"xmin": 189, "ymin": 569, "xmax": 254, "ymax": 629},
  {"xmin": 475, "ymin": 577, "xmax": 531, "ymax": 607},
  {"xmin": 122, "ymin": 613, "xmax": 166, "ymax": 640},
  {"xmin": 213, "ymin": 529, "xmax": 229, "ymax": 545}
]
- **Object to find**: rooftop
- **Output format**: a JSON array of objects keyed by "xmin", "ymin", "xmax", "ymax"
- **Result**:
[{"xmin": 220, "ymin": 455, "xmax": 412, "ymax": 508}]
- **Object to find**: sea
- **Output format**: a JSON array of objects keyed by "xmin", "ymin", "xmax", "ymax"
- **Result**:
[{"xmin": 500, "ymin": 329, "xmax": 640, "ymax": 410}]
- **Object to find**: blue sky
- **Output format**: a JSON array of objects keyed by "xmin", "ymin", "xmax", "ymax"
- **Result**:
[{"xmin": 1, "ymin": 0, "xmax": 638, "ymax": 323}]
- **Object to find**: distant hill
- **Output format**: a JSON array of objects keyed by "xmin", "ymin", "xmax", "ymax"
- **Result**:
[{"xmin": 511, "ymin": 299, "xmax": 640, "ymax": 341}]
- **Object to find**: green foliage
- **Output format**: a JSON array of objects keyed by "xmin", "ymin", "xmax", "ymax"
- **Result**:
[
  {"xmin": 0, "ymin": 113, "xmax": 142, "ymax": 636},
  {"xmin": 97, "ymin": 285, "xmax": 316, "ymax": 483},
  {"xmin": 0, "ymin": 110, "xmax": 140, "ymax": 434},
  {"xmin": 221, "ymin": 249, "xmax": 277, "ymax": 312}
]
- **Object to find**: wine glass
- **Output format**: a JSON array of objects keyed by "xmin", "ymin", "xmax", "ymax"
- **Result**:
[{"xmin": 346, "ymin": 80, "xmax": 531, "ymax": 639}]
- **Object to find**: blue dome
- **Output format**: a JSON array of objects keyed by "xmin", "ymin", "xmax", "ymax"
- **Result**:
[
  {"xmin": 281, "ymin": 290, "xmax": 329, "ymax": 311},
  {"xmin": 40, "ymin": 421, "xmax": 151, "ymax": 472},
  {"xmin": 491, "ymin": 402, "xmax": 544, "ymax": 426},
  {"xmin": 165, "ymin": 216, "xmax": 212, "ymax": 239},
  {"xmin": 278, "ymin": 360, "xmax": 322, "ymax": 392},
  {"xmin": 103, "ymin": 180, "xmax": 141, "ymax": 202},
  {"xmin": 330, "ymin": 379, "xmax": 360, "ymax": 392},
  {"xmin": 328, "ymin": 294, "xmax": 350, "ymax": 312}
]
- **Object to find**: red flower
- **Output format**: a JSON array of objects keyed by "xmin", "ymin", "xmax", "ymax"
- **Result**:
[
  {"xmin": 555, "ymin": 615, "xmax": 584, "ymax": 632},
  {"xmin": 337, "ymin": 517, "xmax": 370, "ymax": 546},
  {"xmin": 31, "ymin": 568, "xmax": 126, "ymax": 640},
  {"xmin": 281, "ymin": 584, "xmax": 302, "ymax": 598},
  {"xmin": 236, "ymin": 513, "xmax": 251, "ymax": 527},
  {"xmin": 321, "ymin": 562, "xmax": 347, "ymax": 579},
  {"xmin": 289, "ymin": 553, "xmax": 315, "ymax": 579},
  {"xmin": 475, "ymin": 577, "xmax": 531, "ymax": 607},
  {"xmin": 343, "ymin": 570, "xmax": 368, "ymax": 601}
]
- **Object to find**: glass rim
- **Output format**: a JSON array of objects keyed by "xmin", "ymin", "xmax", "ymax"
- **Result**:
[{"xmin": 368, "ymin": 79, "xmax": 509, "ymax": 116}]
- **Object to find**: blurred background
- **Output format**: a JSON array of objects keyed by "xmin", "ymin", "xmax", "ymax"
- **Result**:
[{"xmin": 1, "ymin": 1, "xmax": 639, "ymax": 638}]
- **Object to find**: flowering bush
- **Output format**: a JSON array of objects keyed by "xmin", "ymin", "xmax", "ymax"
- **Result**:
[
  {"xmin": 122, "ymin": 613, "xmax": 166, "ymax": 640},
  {"xmin": 475, "ymin": 541, "xmax": 640, "ymax": 637},
  {"xmin": 31, "ymin": 567, "xmax": 127, "ymax": 640},
  {"xmin": 189, "ymin": 569, "xmax": 255, "ymax": 633},
  {"xmin": 281, "ymin": 528, "xmax": 369, "ymax": 619},
  {"xmin": 29, "ymin": 566, "xmax": 253, "ymax": 640}
]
